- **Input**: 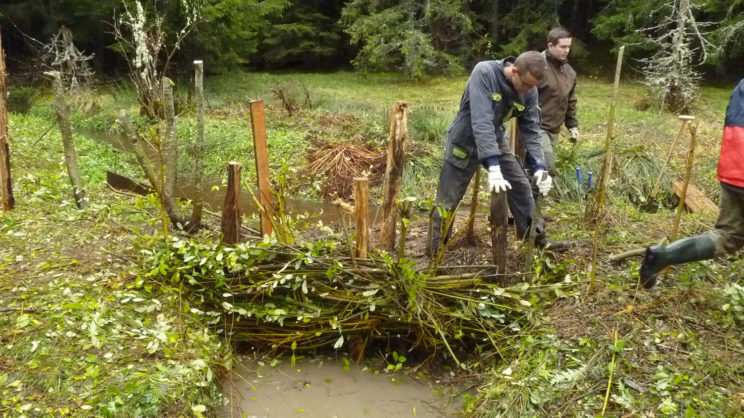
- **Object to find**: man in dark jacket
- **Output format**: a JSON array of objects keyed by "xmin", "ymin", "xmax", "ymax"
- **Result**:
[
  {"xmin": 639, "ymin": 79, "xmax": 744, "ymax": 288},
  {"xmin": 427, "ymin": 51, "xmax": 553, "ymax": 256},
  {"xmin": 538, "ymin": 27, "xmax": 579, "ymax": 176}
]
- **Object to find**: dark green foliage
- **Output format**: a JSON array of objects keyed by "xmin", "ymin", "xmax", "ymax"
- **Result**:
[
  {"xmin": 254, "ymin": 0, "xmax": 348, "ymax": 69},
  {"xmin": 340, "ymin": 0, "xmax": 470, "ymax": 78}
]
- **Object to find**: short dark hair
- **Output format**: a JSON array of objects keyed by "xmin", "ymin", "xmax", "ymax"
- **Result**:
[
  {"xmin": 547, "ymin": 27, "xmax": 571, "ymax": 45},
  {"xmin": 514, "ymin": 51, "xmax": 547, "ymax": 81}
]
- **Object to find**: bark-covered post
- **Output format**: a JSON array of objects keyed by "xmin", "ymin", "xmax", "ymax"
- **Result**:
[
  {"xmin": 379, "ymin": 101, "xmax": 408, "ymax": 251},
  {"xmin": 0, "ymin": 32, "xmax": 13, "ymax": 211},
  {"xmin": 221, "ymin": 162, "xmax": 242, "ymax": 245},
  {"xmin": 354, "ymin": 177, "xmax": 369, "ymax": 259},
  {"xmin": 189, "ymin": 60, "xmax": 205, "ymax": 232},
  {"xmin": 249, "ymin": 100, "xmax": 273, "ymax": 237},
  {"xmin": 162, "ymin": 77, "xmax": 178, "ymax": 205},
  {"xmin": 490, "ymin": 191, "xmax": 508, "ymax": 273},
  {"xmin": 671, "ymin": 120, "xmax": 698, "ymax": 241},
  {"xmin": 47, "ymin": 71, "xmax": 87, "ymax": 209}
]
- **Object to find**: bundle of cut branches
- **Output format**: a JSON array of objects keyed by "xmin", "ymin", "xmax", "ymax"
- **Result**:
[
  {"xmin": 305, "ymin": 139, "xmax": 386, "ymax": 199},
  {"xmin": 142, "ymin": 236, "xmax": 578, "ymax": 365}
]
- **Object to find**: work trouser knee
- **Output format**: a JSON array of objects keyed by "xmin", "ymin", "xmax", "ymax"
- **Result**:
[{"xmin": 707, "ymin": 182, "xmax": 744, "ymax": 256}]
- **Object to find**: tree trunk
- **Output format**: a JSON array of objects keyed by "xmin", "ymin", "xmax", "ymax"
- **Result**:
[
  {"xmin": 0, "ymin": 33, "xmax": 13, "ymax": 211},
  {"xmin": 189, "ymin": 60, "xmax": 205, "ymax": 233},
  {"xmin": 48, "ymin": 71, "xmax": 87, "ymax": 209},
  {"xmin": 379, "ymin": 101, "xmax": 408, "ymax": 252}
]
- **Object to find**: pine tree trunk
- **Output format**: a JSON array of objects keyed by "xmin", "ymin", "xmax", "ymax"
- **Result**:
[{"xmin": 48, "ymin": 71, "xmax": 87, "ymax": 209}]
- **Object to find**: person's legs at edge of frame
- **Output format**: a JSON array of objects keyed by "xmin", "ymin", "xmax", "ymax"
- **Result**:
[
  {"xmin": 639, "ymin": 182, "xmax": 744, "ymax": 289},
  {"xmin": 427, "ymin": 158, "xmax": 479, "ymax": 257}
]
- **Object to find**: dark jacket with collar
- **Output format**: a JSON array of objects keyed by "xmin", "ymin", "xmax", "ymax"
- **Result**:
[
  {"xmin": 537, "ymin": 50, "xmax": 578, "ymax": 133},
  {"xmin": 444, "ymin": 58, "xmax": 545, "ymax": 170}
]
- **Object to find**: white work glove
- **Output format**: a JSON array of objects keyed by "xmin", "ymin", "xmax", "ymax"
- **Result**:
[
  {"xmin": 488, "ymin": 165, "xmax": 512, "ymax": 193},
  {"xmin": 569, "ymin": 127, "xmax": 579, "ymax": 143},
  {"xmin": 534, "ymin": 170, "xmax": 553, "ymax": 196}
]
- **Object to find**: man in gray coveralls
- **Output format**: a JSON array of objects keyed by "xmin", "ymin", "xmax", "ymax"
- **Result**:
[{"xmin": 427, "ymin": 51, "xmax": 554, "ymax": 256}]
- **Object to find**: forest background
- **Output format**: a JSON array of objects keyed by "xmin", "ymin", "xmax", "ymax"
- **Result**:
[{"xmin": 1, "ymin": 0, "xmax": 743, "ymax": 81}]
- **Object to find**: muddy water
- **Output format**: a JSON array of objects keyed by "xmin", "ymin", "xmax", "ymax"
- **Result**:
[{"xmin": 220, "ymin": 356, "xmax": 464, "ymax": 418}]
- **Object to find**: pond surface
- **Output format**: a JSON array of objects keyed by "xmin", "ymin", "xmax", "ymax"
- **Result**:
[{"xmin": 220, "ymin": 355, "xmax": 465, "ymax": 418}]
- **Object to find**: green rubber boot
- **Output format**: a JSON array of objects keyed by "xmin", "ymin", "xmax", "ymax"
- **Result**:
[{"xmin": 639, "ymin": 235, "xmax": 716, "ymax": 289}]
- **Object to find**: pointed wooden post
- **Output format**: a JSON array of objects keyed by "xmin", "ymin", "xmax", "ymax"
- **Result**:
[
  {"xmin": 249, "ymin": 100, "xmax": 273, "ymax": 237},
  {"xmin": 221, "ymin": 162, "xmax": 242, "ymax": 244},
  {"xmin": 0, "ymin": 31, "xmax": 13, "ymax": 211},
  {"xmin": 354, "ymin": 177, "xmax": 369, "ymax": 259},
  {"xmin": 379, "ymin": 101, "xmax": 408, "ymax": 251}
]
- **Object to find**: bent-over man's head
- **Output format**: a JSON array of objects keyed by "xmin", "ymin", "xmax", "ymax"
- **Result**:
[
  {"xmin": 547, "ymin": 27, "xmax": 572, "ymax": 62},
  {"xmin": 507, "ymin": 51, "xmax": 547, "ymax": 93}
]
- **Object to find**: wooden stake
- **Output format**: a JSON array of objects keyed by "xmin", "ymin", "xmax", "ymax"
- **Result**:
[
  {"xmin": 490, "ymin": 191, "xmax": 508, "ymax": 273},
  {"xmin": 249, "ymin": 100, "xmax": 273, "ymax": 237},
  {"xmin": 162, "ymin": 76, "xmax": 178, "ymax": 204},
  {"xmin": 589, "ymin": 45, "xmax": 625, "ymax": 290},
  {"xmin": 189, "ymin": 60, "xmax": 205, "ymax": 232},
  {"xmin": 47, "ymin": 71, "xmax": 87, "ymax": 209},
  {"xmin": 0, "ymin": 32, "xmax": 13, "ymax": 211},
  {"xmin": 509, "ymin": 118, "xmax": 525, "ymax": 164},
  {"xmin": 354, "ymin": 177, "xmax": 369, "ymax": 259},
  {"xmin": 671, "ymin": 120, "xmax": 698, "ymax": 241},
  {"xmin": 379, "ymin": 101, "xmax": 408, "ymax": 251},
  {"xmin": 221, "ymin": 162, "xmax": 242, "ymax": 245},
  {"xmin": 650, "ymin": 115, "xmax": 695, "ymax": 199}
]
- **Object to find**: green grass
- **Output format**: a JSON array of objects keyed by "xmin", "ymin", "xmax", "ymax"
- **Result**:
[{"xmin": 1, "ymin": 111, "xmax": 228, "ymax": 416}]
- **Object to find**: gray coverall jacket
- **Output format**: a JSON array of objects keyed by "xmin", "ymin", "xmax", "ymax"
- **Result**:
[
  {"xmin": 444, "ymin": 58, "xmax": 546, "ymax": 170},
  {"xmin": 428, "ymin": 58, "xmax": 547, "ymax": 255}
]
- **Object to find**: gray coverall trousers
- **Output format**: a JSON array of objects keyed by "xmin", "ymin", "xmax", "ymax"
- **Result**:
[{"xmin": 428, "ymin": 153, "xmax": 545, "ymax": 255}]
